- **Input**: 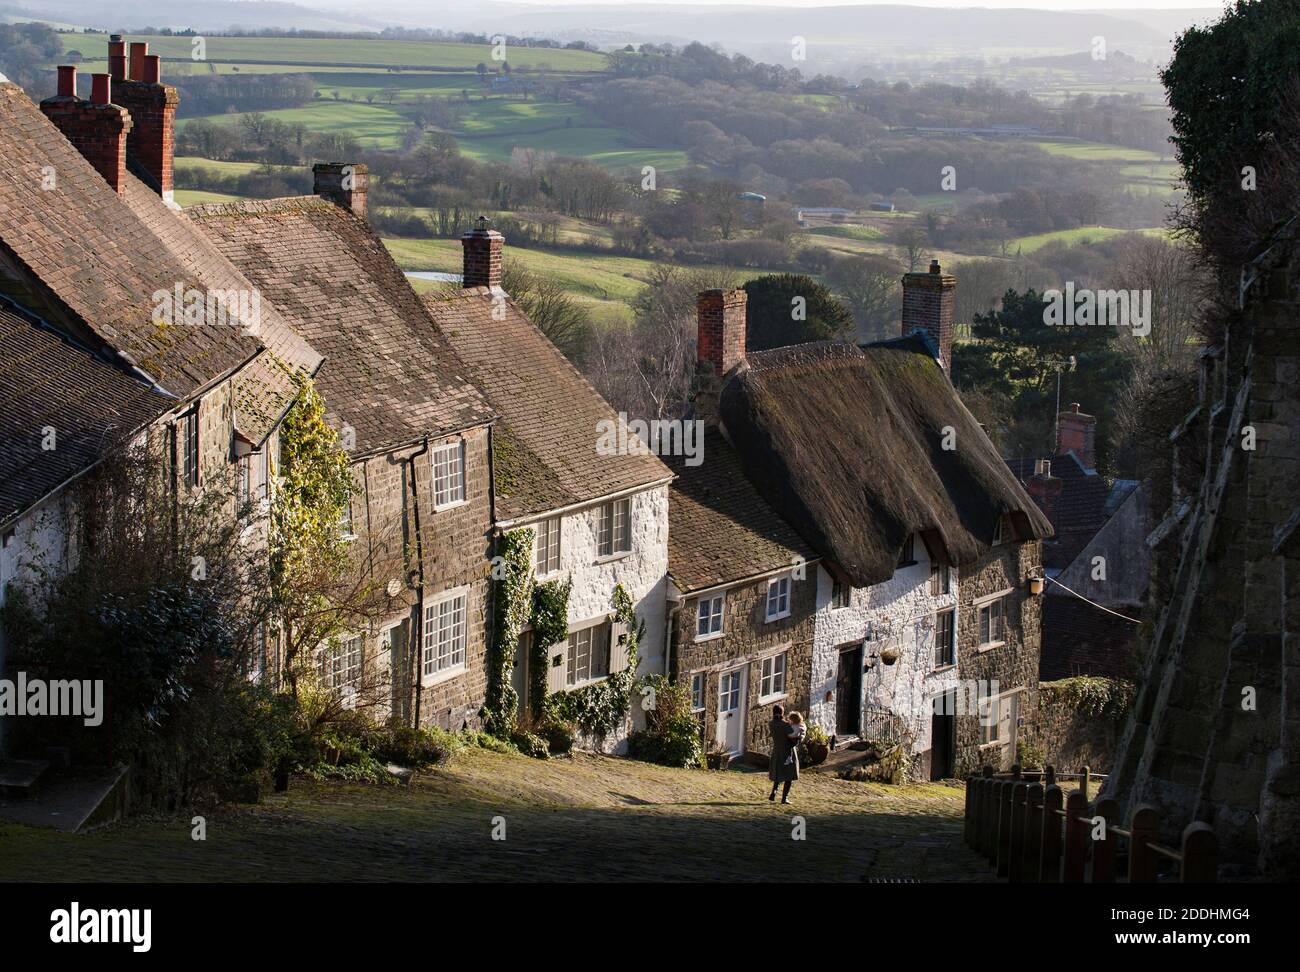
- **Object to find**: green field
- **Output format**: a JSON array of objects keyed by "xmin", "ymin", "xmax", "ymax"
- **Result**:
[
  {"xmin": 180, "ymin": 102, "xmax": 412, "ymax": 150},
  {"xmin": 806, "ymin": 224, "xmax": 884, "ymax": 242},
  {"xmin": 175, "ymin": 189, "xmax": 246, "ymax": 206},
  {"xmin": 1028, "ymin": 139, "xmax": 1167, "ymax": 163},
  {"xmin": 77, "ymin": 34, "xmax": 608, "ymax": 72},
  {"xmin": 1009, "ymin": 225, "xmax": 1171, "ymax": 253}
]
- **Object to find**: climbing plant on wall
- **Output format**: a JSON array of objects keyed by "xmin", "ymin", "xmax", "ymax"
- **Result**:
[
  {"xmin": 481, "ymin": 527, "xmax": 535, "ymax": 738},
  {"xmin": 530, "ymin": 577, "xmax": 571, "ymax": 719},
  {"xmin": 544, "ymin": 584, "xmax": 642, "ymax": 738}
]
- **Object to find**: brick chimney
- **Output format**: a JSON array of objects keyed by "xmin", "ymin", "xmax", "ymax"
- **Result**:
[
  {"xmin": 313, "ymin": 162, "xmax": 369, "ymax": 220},
  {"xmin": 461, "ymin": 216, "xmax": 504, "ymax": 289},
  {"xmin": 1058, "ymin": 403, "xmax": 1097, "ymax": 471},
  {"xmin": 111, "ymin": 39, "xmax": 180, "ymax": 205},
  {"xmin": 693, "ymin": 288, "xmax": 747, "ymax": 425},
  {"xmin": 901, "ymin": 259, "xmax": 956, "ymax": 375},
  {"xmin": 1024, "ymin": 459, "xmax": 1063, "ymax": 524},
  {"xmin": 40, "ymin": 69, "xmax": 133, "ymax": 196}
]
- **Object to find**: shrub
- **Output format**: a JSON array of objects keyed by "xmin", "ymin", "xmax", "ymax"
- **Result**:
[
  {"xmin": 511, "ymin": 730, "xmax": 550, "ymax": 760},
  {"xmin": 626, "ymin": 675, "xmax": 703, "ymax": 768},
  {"xmin": 537, "ymin": 714, "xmax": 577, "ymax": 755}
]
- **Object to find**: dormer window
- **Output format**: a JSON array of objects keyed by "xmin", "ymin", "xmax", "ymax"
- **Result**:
[{"xmin": 897, "ymin": 533, "xmax": 916, "ymax": 567}]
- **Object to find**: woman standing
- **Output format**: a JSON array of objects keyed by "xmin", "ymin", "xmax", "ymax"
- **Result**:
[{"xmin": 768, "ymin": 703, "xmax": 800, "ymax": 803}]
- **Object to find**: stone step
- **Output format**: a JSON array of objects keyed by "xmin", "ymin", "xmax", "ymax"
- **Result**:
[{"xmin": 0, "ymin": 758, "xmax": 51, "ymax": 798}]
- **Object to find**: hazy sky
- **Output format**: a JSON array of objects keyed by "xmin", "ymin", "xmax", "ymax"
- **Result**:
[{"xmin": 497, "ymin": 1, "xmax": 1228, "ymax": 9}]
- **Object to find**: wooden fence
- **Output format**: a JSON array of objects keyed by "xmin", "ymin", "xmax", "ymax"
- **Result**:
[{"xmin": 963, "ymin": 764, "xmax": 1217, "ymax": 883}]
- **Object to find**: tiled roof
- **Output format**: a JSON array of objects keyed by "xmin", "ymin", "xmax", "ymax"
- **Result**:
[
  {"xmin": 189, "ymin": 197, "xmax": 495, "ymax": 454},
  {"xmin": 0, "ymin": 307, "xmax": 170, "ymax": 526},
  {"xmin": 1040, "ymin": 591, "xmax": 1141, "ymax": 681},
  {"xmin": 1006, "ymin": 452, "xmax": 1122, "ymax": 570},
  {"xmin": 422, "ymin": 286, "xmax": 672, "ymax": 521},
  {"xmin": 0, "ymin": 83, "xmax": 283, "ymax": 397},
  {"xmin": 666, "ymin": 429, "xmax": 816, "ymax": 592}
]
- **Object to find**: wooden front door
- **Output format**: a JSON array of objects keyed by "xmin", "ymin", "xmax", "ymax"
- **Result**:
[
  {"xmin": 930, "ymin": 690, "xmax": 955, "ymax": 781},
  {"xmin": 836, "ymin": 645, "xmax": 863, "ymax": 736},
  {"xmin": 716, "ymin": 666, "xmax": 747, "ymax": 756}
]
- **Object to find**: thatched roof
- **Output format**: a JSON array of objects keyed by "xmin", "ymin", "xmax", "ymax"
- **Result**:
[{"xmin": 719, "ymin": 334, "xmax": 1052, "ymax": 587}]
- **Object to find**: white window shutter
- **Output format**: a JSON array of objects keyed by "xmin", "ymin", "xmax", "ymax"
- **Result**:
[
  {"xmin": 546, "ymin": 644, "xmax": 567, "ymax": 694},
  {"xmin": 609, "ymin": 619, "xmax": 630, "ymax": 672}
]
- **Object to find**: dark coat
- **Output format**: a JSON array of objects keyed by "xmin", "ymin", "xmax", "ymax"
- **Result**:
[{"xmin": 768, "ymin": 717, "xmax": 800, "ymax": 782}]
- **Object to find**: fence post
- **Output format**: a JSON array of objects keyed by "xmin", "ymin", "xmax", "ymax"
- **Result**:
[
  {"xmin": 1128, "ymin": 805, "xmax": 1160, "ymax": 883},
  {"xmin": 1181, "ymin": 821, "xmax": 1218, "ymax": 883},
  {"xmin": 1080, "ymin": 765, "xmax": 1091, "ymax": 802},
  {"xmin": 1011, "ymin": 762, "xmax": 1022, "ymax": 780},
  {"xmin": 1062, "ymin": 790, "xmax": 1087, "ymax": 882},
  {"xmin": 1091, "ymin": 797, "xmax": 1120, "ymax": 883},
  {"xmin": 1021, "ymin": 782, "xmax": 1044, "ymax": 883},
  {"xmin": 996, "ymin": 779, "xmax": 1015, "ymax": 875},
  {"xmin": 964, "ymin": 775, "xmax": 975, "ymax": 846},
  {"xmin": 1044, "ymin": 764, "xmax": 1056, "ymax": 787},
  {"xmin": 1041, "ymin": 785, "xmax": 1063, "ymax": 882},
  {"xmin": 1007, "ymin": 781, "xmax": 1028, "ymax": 882},
  {"xmin": 979, "ymin": 766, "xmax": 994, "ymax": 855}
]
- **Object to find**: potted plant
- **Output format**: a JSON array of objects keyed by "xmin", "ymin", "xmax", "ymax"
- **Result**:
[
  {"xmin": 801, "ymin": 724, "xmax": 830, "ymax": 766},
  {"xmin": 706, "ymin": 742, "xmax": 732, "ymax": 770}
]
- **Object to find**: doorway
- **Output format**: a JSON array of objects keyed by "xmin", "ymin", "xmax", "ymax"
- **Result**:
[
  {"xmin": 836, "ymin": 645, "xmax": 863, "ymax": 736},
  {"xmin": 930, "ymin": 690, "xmax": 955, "ymax": 780},
  {"xmin": 716, "ymin": 666, "xmax": 747, "ymax": 756}
]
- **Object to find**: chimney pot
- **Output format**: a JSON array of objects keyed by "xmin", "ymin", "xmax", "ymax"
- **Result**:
[
  {"xmin": 56, "ymin": 65, "xmax": 76, "ymax": 98},
  {"xmin": 693, "ymin": 288, "xmax": 748, "ymax": 426},
  {"xmin": 129, "ymin": 42, "xmax": 148, "ymax": 82},
  {"xmin": 1057, "ymin": 403, "xmax": 1097, "ymax": 471},
  {"xmin": 461, "ymin": 214, "xmax": 504, "ymax": 289},
  {"xmin": 143, "ymin": 55, "xmax": 162, "ymax": 85},
  {"xmin": 901, "ymin": 261, "xmax": 957, "ymax": 375},
  {"xmin": 930, "ymin": 259, "xmax": 941, "ymax": 273},
  {"xmin": 108, "ymin": 36, "xmax": 126, "ymax": 82},
  {"xmin": 90, "ymin": 73, "xmax": 111, "ymax": 105}
]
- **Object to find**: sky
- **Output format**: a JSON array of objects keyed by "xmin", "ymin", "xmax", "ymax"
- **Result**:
[{"xmin": 495, "ymin": 1, "xmax": 1229, "ymax": 9}]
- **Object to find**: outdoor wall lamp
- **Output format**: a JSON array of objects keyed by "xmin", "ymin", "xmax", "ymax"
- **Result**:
[{"xmin": 1028, "ymin": 571, "xmax": 1045, "ymax": 596}]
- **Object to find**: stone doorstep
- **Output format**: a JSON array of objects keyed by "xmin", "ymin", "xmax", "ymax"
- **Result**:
[
  {"xmin": 0, "ymin": 758, "xmax": 50, "ymax": 798},
  {"xmin": 0, "ymin": 763, "xmax": 129, "ymax": 833}
]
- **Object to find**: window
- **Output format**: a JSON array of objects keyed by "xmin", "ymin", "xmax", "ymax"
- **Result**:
[
  {"xmin": 237, "ymin": 454, "xmax": 251, "ymax": 506},
  {"xmin": 765, "ymin": 576, "xmax": 791, "ymax": 621},
  {"xmin": 321, "ymin": 635, "xmax": 362, "ymax": 690},
  {"xmin": 696, "ymin": 595, "xmax": 724, "ymax": 639},
  {"xmin": 979, "ymin": 596, "xmax": 1006, "ymax": 647},
  {"xmin": 933, "ymin": 609, "xmax": 955, "ymax": 668},
  {"xmin": 181, "ymin": 409, "xmax": 199, "ymax": 488},
  {"xmin": 992, "ymin": 516, "xmax": 1006, "ymax": 545},
  {"xmin": 760, "ymin": 652, "xmax": 787, "ymax": 700},
  {"xmin": 831, "ymin": 578, "xmax": 851, "ymax": 610},
  {"xmin": 534, "ymin": 517, "xmax": 562, "ymax": 575},
  {"xmin": 339, "ymin": 499, "xmax": 355, "ymax": 539},
  {"xmin": 897, "ymin": 533, "xmax": 915, "ymax": 566},
  {"xmin": 979, "ymin": 696, "xmax": 1000, "ymax": 744},
  {"xmin": 433, "ymin": 441, "xmax": 466, "ymax": 508},
  {"xmin": 247, "ymin": 625, "xmax": 266, "ymax": 681},
  {"xmin": 930, "ymin": 561, "xmax": 951, "ymax": 596},
  {"xmin": 690, "ymin": 672, "xmax": 705, "ymax": 713},
  {"xmin": 423, "ymin": 591, "xmax": 467, "ymax": 678},
  {"xmin": 566, "ymin": 622, "xmax": 610, "ymax": 686},
  {"xmin": 596, "ymin": 498, "xmax": 632, "ymax": 557}
]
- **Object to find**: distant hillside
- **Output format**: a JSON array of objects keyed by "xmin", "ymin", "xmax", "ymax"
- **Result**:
[{"xmin": 6, "ymin": 0, "xmax": 385, "ymax": 33}]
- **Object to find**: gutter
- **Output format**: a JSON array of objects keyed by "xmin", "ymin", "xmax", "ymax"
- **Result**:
[{"xmin": 406, "ymin": 436, "xmax": 430, "ymax": 729}]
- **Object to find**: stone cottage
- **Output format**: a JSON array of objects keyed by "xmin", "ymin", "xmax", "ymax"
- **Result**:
[
  {"xmin": 421, "ymin": 223, "xmax": 673, "ymax": 749},
  {"xmin": 674, "ymin": 266, "xmax": 1051, "ymax": 778}
]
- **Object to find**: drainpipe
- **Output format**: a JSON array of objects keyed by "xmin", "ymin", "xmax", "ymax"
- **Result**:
[
  {"xmin": 407, "ymin": 437, "xmax": 430, "ymax": 729},
  {"xmin": 664, "ymin": 596, "xmax": 682, "ymax": 679}
]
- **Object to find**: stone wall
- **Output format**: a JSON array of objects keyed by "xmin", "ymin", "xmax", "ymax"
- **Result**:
[
  {"xmin": 672, "ymin": 567, "xmax": 816, "ymax": 759},
  {"xmin": 954, "ymin": 539, "xmax": 1042, "ymax": 776},
  {"xmin": 1022, "ymin": 678, "xmax": 1131, "ymax": 776}
]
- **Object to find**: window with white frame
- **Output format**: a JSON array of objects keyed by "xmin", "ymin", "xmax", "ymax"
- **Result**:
[
  {"xmin": 432, "ymin": 440, "xmax": 466, "ymax": 508},
  {"xmin": 423, "ymin": 591, "xmax": 467, "ymax": 678},
  {"xmin": 690, "ymin": 672, "xmax": 705, "ymax": 712},
  {"xmin": 258, "ymin": 448, "xmax": 271, "ymax": 502},
  {"xmin": 596, "ymin": 497, "xmax": 632, "ymax": 557},
  {"xmin": 566, "ymin": 622, "xmax": 610, "ymax": 686},
  {"xmin": 696, "ymin": 594, "xmax": 724, "ymax": 639},
  {"xmin": 760, "ymin": 652, "xmax": 787, "ymax": 700},
  {"xmin": 933, "ymin": 609, "xmax": 955, "ymax": 668},
  {"xmin": 978, "ymin": 596, "xmax": 1006, "ymax": 647},
  {"xmin": 237, "ymin": 453, "xmax": 251, "ymax": 506},
  {"xmin": 248, "ymin": 624, "xmax": 266, "ymax": 680},
  {"xmin": 765, "ymin": 575, "xmax": 791, "ymax": 621},
  {"xmin": 321, "ymin": 635, "xmax": 362, "ymax": 690},
  {"xmin": 534, "ymin": 517, "xmax": 561, "ymax": 575}
]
